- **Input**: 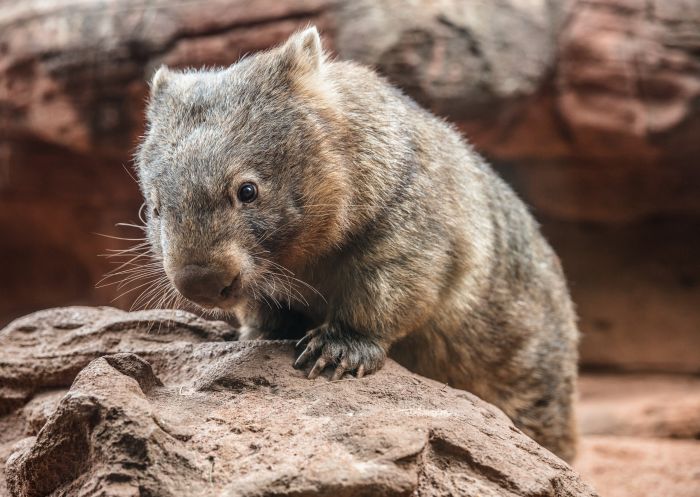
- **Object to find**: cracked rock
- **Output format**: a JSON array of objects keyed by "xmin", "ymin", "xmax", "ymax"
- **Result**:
[{"xmin": 1, "ymin": 307, "xmax": 596, "ymax": 496}]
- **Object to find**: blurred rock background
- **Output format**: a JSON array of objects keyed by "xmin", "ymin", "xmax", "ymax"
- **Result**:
[{"xmin": 0, "ymin": 0, "xmax": 698, "ymax": 495}]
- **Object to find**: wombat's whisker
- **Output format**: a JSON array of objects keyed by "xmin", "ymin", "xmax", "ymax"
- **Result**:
[
  {"xmin": 122, "ymin": 164, "xmax": 140, "ymax": 185},
  {"xmin": 255, "ymin": 222, "xmax": 293, "ymax": 245},
  {"xmin": 97, "ymin": 272, "xmax": 156, "ymax": 289},
  {"xmin": 102, "ymin": 249, "xmax": 150, "ymax": 258},
  {"xmin": 114, "ymin": 269, "xmax": 165, "ymax": 291},
  {"xmin": 264, "ymin": 270, "xmax": 299, "ymax": 308},
  {"xmin": 99, "ymin": 245, "xmax": 150, "ymax": 257},
  {"xmin": 123, "ymin": 282, "xmax": 163, "ymax": 309},
  {"xmin": 260, "ymin": 274, "xmax": 283, "ymax": 309},
  {"xmin": 132, "ymin": 289, "xmax": 161, "ymax": 313},
  {"xmin": 98, "ymin": 261, "xmax": 162, "ymax": 280},
  {"xmin": 267, "ymin": 270, "xmax": 309, "ymax": 307},
  {"xmin": 131, "ymin": 277, "xmax": 170, "ymax": 311},
  {"xmin": 94, "ymin": 232, "xmax": 147, "ymax": 242},
  {"xmin": 103, "ymin": 241, "xmax": 150, "ymax": 250},
  {"xmin": 137, "ymin": 203, "xmax": 148, "ymax": 225},
  {"xmin": 98, "ymin": 267, "xmax": 161, "ymax": 286},
  {"xmin": 303, "ymin": 204, "xmax": 374, "ymax": 209},
  {"xmin": 107, "ymin": 259, "xmax": 161, "ymax": 270},
  {"xmin": 112, "ymin": 277, "xmax": 168, "ymax": 303},
  {"xmin": 155, "ymin": 285, "xmax": 176, "ymax": 312},
  {"xmin": 100, "ymin": 252, "xmax": 152, "ymax": 263},
  {"xmin": 102, "ymin": 252, "xmax": 158, "ymax": 275},
  {"xmin": 251, "ymin": 254, "xmax": 326, "ymax": 304},
  {"xmin": 115, "ymin": 222, "xmax": 147, "ymax": 231}
]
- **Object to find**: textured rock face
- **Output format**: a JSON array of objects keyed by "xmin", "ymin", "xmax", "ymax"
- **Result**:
[
  {"xmin": 542, "ymin": 218, "xmax": 700, "ymax": 374},
  {"xmin": 0, "ymin": 307, "xmax": 596, "ymax": 497},
  {"xmin": 334, "ymin": 0, "xmax": 572, "ymax": 121},
  {"xmin": 0, "ymin": 0, "xmax": 334, "ymax": 156},
  {"xmin": 1, "ymin": 0, "xmax": 699, "ymax": 372},
  {"xmin": 465, "ymin": 0, "xmax": 700, "ymax": 221}
]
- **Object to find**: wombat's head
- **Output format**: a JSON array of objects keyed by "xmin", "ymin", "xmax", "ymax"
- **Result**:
[{"xmin": 135, "ymin": 27, "xmax": 349, "ymax": 312}]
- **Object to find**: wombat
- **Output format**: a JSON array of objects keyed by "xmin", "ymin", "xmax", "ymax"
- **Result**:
[{"xmin": 135, "ymin": 27, "xmax": 579, "ymax": 461}]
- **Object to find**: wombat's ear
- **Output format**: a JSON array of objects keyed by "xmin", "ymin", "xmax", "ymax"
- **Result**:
[
  {"xmin": 281, "ymin": 26, "xmax": 324, "ymax": 73},
  {"xmin": 150, "ymin": 65, "xmax": 171, "ymax": 95}
]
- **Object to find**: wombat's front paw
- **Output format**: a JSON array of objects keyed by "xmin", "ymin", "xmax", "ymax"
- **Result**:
[{"xmin": 293, "ymin": 325, "xmax": 386, "ymax": 380}]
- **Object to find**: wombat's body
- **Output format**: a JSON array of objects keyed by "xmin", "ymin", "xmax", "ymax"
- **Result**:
[{"xmin": 136, "ymin": 28, "xmax": 579, "ymax": 461}]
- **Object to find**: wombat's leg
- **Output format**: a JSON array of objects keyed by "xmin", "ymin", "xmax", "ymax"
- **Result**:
[
  {"xmin": 294, "ymin": 324, "xmax": 386, "ymax": 380},
  {"xmin": 240, "ymin": 305, "xmax": 315, "ymax": 341}
]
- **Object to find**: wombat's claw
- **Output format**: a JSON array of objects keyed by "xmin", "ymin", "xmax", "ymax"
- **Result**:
[
  {"xmin": 295, "ymin": 327, "xmax": 321, "ymax": 349},
  {"xmin": 293, "ymin": 341, "xmax": 319, "ymax": 369},
  {"xmin": 293, "ymin": 326, "xmax": 385, "ymax": 380},
  {"xmin": 308, "ymin": 357, "xmax": 328, "ymax": 379}
]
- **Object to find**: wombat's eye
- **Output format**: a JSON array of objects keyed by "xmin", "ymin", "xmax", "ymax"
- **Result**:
[
  {"xmin": 152, "ymin": 206, "xmax": 160, "ymax": 218},
  {"xmin": 237, "ymin": 182, "xmax": 258, "ymax": 203}
]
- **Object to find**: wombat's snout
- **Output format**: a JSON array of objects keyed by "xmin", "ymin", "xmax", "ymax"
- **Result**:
[{"xmin": 173, "ymin": 264, "xmax": 240, "ymax": 307}]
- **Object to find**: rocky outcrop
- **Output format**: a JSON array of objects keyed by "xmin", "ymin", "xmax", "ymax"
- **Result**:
[
  {"xmin": 465, "ymin": 0, "xmax": 700, "ymax": 222},
  {"xmin": 0, "ymin": 307, "xmax": 596, "ymax": 496},
  {"xmin": 334, "ymin": 0, "xmax": 572, "ymax": 121},
  {"xmin": 1, "ymin": 0, "xmax": 699, "ymax": 372}
]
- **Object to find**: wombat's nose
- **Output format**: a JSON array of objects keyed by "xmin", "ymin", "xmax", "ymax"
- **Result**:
[{"xmin": 173, "ymin": 264, "xmax": 239, "ymax": 306}]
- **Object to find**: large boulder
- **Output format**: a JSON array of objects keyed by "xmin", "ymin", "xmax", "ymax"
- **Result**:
[
  {"xmin": 0, "ymin": 307, "xmax": 597, "ymax": 497},
  {"xmin": 481, "ymin": 0, "xmax": 700, "ymax": 223},
  {"xmin": 334, "ymin": 0, "xmax": 571, "ymax": 121}
]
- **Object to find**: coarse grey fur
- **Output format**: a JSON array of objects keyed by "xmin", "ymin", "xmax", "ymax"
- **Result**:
[{"xmin": 135, "ymin": 27, "xmax": 579, "ymax": 461}]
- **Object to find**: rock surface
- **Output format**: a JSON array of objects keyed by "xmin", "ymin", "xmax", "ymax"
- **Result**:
[
  {"xmin": 576, "ymin": 436, "xmax": 700, "ymax": 497},
  {"xmin": 474, "ymin": 0, "xmax": 700, "ymax": 222},
  {"xmin": 0, "ymin": 307, "xmax": 597, "ymax": 497},
  {"xmin": 542, "ymin": 217, "xmax": 700, "ymax": 374},
  {"xmin": 574, "ymin": 373, "xmax": 700, "ymax": 497},
  {"xmin": 578, "ymin": 373, "xmax": 700, "ymax": 439},
  {"xmin": 334, "ymin": 0, "xmax": 571, "ymax": 121}
]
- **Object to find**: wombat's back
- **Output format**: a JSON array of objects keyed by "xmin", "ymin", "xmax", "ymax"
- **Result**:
[{"xmin": 323, "ymin": 59, "xmax": 579, "ymax": 461}]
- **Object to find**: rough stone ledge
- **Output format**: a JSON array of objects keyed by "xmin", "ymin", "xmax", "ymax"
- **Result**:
[{"xmin": 1, "ymin": 307, "xmax": 597, "ymax": 496}]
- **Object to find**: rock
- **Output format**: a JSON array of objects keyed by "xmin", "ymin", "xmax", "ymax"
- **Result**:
[
  {"xmin": 0, "ymin": 0, "xmax": 334, "ymax": 157},
  {"xmin": 480, "ymin": 0, "xmax": 700, "ymax": 223},
  {"xmin": 334, "ymin": 0, "xmax": 572, "ymax": 121},
  {"xmin": 576, "ymin": 373, "xmax": 700, "ymax": 497},
  {"xmin": 575, "ymin": 436, "xmax": 700, "ymax": 497},
  {"xmin": 557, "ymin": 0, "xmax": 700, "ymax": 153},
  {"xmin": 578, "ymin": 374, "xmax": 700, "ymax": 439},
  {"xmin": 0, "ymin": 306, "xmax": 237, "ymax": 415},
  {"xmin": 1, "ymin": 307, "xmax": 597, "ymax": 496},
  {"xmin": 542, "ymin": 216, "xmax": 700, "ymax": 374}
]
